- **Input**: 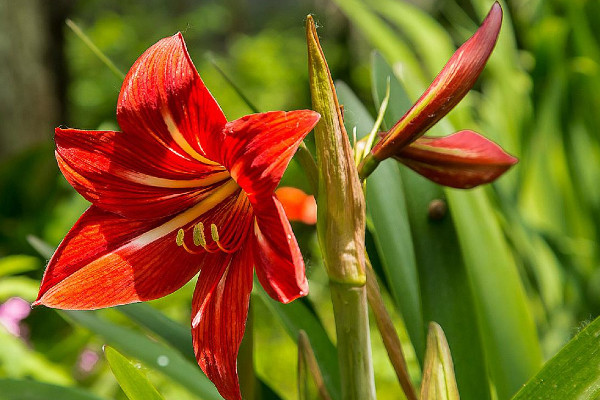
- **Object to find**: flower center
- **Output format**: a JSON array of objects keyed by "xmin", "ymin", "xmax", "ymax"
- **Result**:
[{"xmin": 175, "ymin": 185, "xmax": 253, "ymax": 255}]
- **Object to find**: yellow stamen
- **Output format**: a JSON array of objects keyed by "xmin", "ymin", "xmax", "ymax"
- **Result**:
[
  {"xmin": 210, "ymin": 223, "xmax": 220, "ymax": 242},
  {"xmin": 176, "ymin": 229, "xmax": 185, "ymax": 246},
  {"xmin": 193, "ymin": 223, "xmax": 206, "ymax": 247}
]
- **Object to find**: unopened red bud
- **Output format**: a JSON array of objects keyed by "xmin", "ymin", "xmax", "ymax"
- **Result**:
[{"xmin": 371, "ymin": 2, "xmax": 503, "ymax": 161}]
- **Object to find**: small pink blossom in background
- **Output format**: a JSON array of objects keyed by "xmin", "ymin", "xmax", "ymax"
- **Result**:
[
  {"xmin": 77, "ymin": 348, "xmax": 100, "ymax": 374},
  {"xmin": 0, "ymin": 297, "xmax": 31, "ymax": 337}
]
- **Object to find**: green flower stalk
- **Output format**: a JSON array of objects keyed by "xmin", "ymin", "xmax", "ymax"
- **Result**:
[{"xmin": 306, "ymin": 15, "xmax": 376, "ymax": 400}]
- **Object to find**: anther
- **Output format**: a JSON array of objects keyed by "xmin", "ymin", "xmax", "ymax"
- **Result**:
[
  {"xmin": 210, "ymin": 223, "xmax": 220, "ymax": 242},
  {"xmin": 176, "ymin": 229, "xmax": 185, "ymax": 246},
  {"xmin": 193, "ymin": 222, "xmax": 206, "ymax": 247}
]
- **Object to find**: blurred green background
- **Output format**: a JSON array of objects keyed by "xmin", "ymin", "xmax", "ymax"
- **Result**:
[{"xmin": 1, "ymin": 0, "xmax": 600, "ymax": 399}]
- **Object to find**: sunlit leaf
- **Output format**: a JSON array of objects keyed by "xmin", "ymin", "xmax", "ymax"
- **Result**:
[
  {"xmin": 0, "ymin": 255, "xmax": 39, "ymax": 278},
  {"xmin": 62, "ymin": 310, "xmax": 222, "ymax": 400},
  {"xmin": 104, "ymin": 345, "xmax": 164, "ymax": 400},
  {"xmin": 512, "ymin": 315, "xmax": 600, "ymax": 400}
]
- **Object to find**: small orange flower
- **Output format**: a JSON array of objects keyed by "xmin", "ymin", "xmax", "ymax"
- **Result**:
[{"xmin": 275, "ymin": 187, "xmax": 317, "ymax": 225}]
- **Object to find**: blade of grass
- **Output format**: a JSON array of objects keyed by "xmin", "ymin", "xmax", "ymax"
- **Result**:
[{"xmin": 65, "ymin": 19, "xmax": 125, "ymax": 80}]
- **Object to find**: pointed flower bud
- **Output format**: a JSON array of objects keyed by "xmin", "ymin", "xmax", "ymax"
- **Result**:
[
  {"xmin": 397, "ymin": 130, "xmax": 518, "ymax": 189},
  {"xmin": 370, "ymin": 2, "xmax": 503, "ymax": 161},
  {"xmin": 307, "ymin": 15, "xmax": 366, "ymax": 284},
  {"xmin": 420, "ymin": 322, "xmax": 460, "ymax": 400}
]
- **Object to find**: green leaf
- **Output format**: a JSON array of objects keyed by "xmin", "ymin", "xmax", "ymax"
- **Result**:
[
  {"xmin": 0, "ymin": 328, "xmax": 72, "ymax": 385},
  {"xmin": 369, "ymin": 55, "xmax": 491, "ymax": 400},
  {"xmin": 298, "ymin": 330, "xmax": 333, "ymax": 400},
  {"xmin": 116, "ymin": 303, "xmax": 193, "ymax": 362},
  {"xmin": 104, "ymin": 346, "xmax": 164, "ymax": 400},
  {"xmin": 254, "ymin": 292, "xmax": 341, "ymax": 400},
  {"xmin": 446, "ymin": 188, "xmax": 543, "ymax": 398},
  {"xmin": 511, "ymin": 315, "xmax": 600, "ymax": 400},
  {"xmin": 26, "ymin": 235, "xmax": 55, "ymax": 259},
  {"xmin": 329, "ymin": 0, "xmax": 425, "ymax": 97},
  {"xmin": 62, "ymin": 310, "xmax": 222, "ymax": 400},
  {"xmin": 0, "ymin": 276, "xmax": 39, "ymax": 301},
  {"xmin": 365, "ymin": 163, "xmax": 424, "ymax": 359},
  {"xmin": 366, "ymin": 0, "xmax": 454, "ymax": 79},
  {"xmin": 0, "ymin": 379, "xmax": 105, "ymax": 400},
  {"xmin": 0, "ymin": 255, "xmax": 39, "ymax": 278},
  {"xmin": 399, "ymin": 171, "xmax": 492, "ymax": 400}
]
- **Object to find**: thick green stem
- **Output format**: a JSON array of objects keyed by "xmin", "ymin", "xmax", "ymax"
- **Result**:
[
  {"xmin": 330, "ymin": 282, "xmax": 376, "ymax": 400},
  {"xmin": 306, "ymin": 15, "xmax": 376, "ymax": 399}
]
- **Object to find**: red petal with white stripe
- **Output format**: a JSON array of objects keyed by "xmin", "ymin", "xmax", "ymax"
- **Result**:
[
  {"xmin": 117, "ymin": 33, "xmax": 226, "ymax": 166},
  {"xmin": 191, "ymin": 245, "xmax": 253, "ymax": 400},
  {"xmin": 56, "ymin": 128, "xmax": 230, "ymax": 220},
  {"xmin": 33, "ymin": 206, "xmax": 221, "ymax": 309}
]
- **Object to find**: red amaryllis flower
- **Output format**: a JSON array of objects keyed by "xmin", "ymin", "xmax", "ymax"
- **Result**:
[
  {"xmin": 34, "ymin": 33, "xmax": 319, "ymax": 400},
  {"xmin": 361, "ymin": 2, "xmax": 517, "ymax": 188}
]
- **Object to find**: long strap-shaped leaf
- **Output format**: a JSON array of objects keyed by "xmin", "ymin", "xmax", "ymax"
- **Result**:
[
  {"xmin": 512, "ymin": 315, "xmax": 600, "ymax": 399},
  {"xmin": 0, "ymin": 379, "xmax": 106, "ymax": 400}
]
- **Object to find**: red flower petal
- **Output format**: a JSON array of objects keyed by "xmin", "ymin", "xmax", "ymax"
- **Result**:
[
  {"xmin": 396, "ymin": 130, "xmax": 518, "ymax": 189},
  {"xmin": 56, "ymin": 128, "xmax": 230, "ymax": 220},
  {"xmin": 372, "ymin": 2, "xmax": 502, "ymax": 160},
  {"xmin": 34, "ymin": 206, "xmax": 217, "ymax": 309},
  {"xmin": 117, "ymin": 33, "xmax": 226, "ymax": 166},
  {"xmin": 275, "ymin": 187, "xmax": 317, "ymax": 225},
  {"xmin": 207, "ymin": 111, "xmax": 320, "ymax": 198},
  {"xmin": 253, "ymin": 195, "xmax": 308, "ymax": 303},
  {"xmin": 191, "ymin": 245, "xmax": 253, "ymax": 400}
]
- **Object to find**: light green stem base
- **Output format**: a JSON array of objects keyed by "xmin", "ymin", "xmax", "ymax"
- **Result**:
[{"xmin": 330, "ymin": 281, "xmax": 376, "ymax": 400}]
